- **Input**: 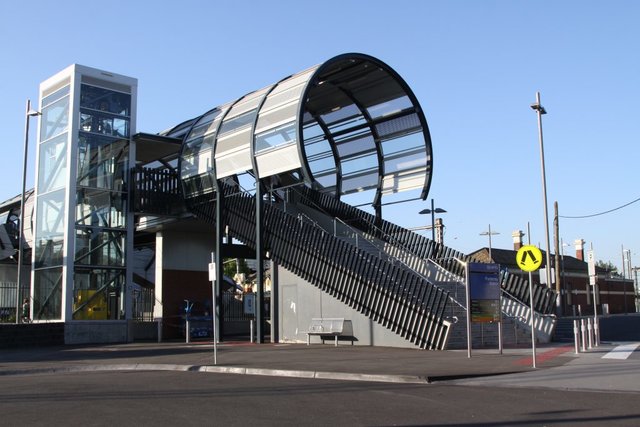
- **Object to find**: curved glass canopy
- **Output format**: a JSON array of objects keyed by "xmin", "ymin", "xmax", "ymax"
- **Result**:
[{"xmin": 178, "ymin": 53, "xmax": 432, "ymax": 206}]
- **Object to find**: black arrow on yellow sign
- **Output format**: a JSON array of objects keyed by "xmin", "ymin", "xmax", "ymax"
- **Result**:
[
  {"xmin": 516, "ymin": 244, "xmax": 543, "ymax": 272},
  {"xmin": 519, "ymin": 250, "xmax": 538, "ymax": 266}
]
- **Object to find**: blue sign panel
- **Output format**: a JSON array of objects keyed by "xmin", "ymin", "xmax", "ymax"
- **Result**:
[{"xmin": 468, "ymin": 262, "xmax": 501, "ymax": 323}]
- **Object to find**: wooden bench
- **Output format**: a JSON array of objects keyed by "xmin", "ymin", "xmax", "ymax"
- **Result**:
[{"xmin": 306, "ymin": 318, "xmax": 354, "ymax": 346}]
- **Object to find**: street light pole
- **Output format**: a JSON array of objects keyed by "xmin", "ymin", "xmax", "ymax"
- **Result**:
[
  {"xmin": 622, "ymin": 248, "xmax": 631, "ymax": 313},
  {"xmin": 419, "ymin": 199, "xmax": 446, "ymax": 242},
  {"xmin": 530, "ymin": 92, "xmax": 554, "ymax": 298},
  {"xmin": 561, "ymin": 239, "xmax": 572, "ymax": 313},
  {"xmin": 479, "ymin": 224, "xmax": 499, "ymax": 261},
  {"xmin": 16, "ymin": 99, "xmax": 41, "ymax": 323}
]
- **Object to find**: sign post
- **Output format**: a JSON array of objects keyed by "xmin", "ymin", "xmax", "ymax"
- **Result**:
[
  {"xmin": 516, "ymin": 243, "xmax": 543, "ymax": 368},
  {"xmin": 209, "ymin": 253, "xmax": 218, "ymax": 365}
]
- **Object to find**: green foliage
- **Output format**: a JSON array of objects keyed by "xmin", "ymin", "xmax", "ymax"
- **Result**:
[
  {"xmin": 223, "ymin": 258, "xmax": 251, "ymax": 279},
  {"xmin": 596, "ymin": 260, "xmax": 620, "ymax": 277}
]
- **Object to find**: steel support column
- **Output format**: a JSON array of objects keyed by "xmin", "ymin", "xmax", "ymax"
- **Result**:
[
  {"xmin": 215, "ymin": 185, "xmax": 225, "ymax": 341},
  {"xmin": 255, "ymin": 182, "xmax": 265, "ymax": 343}
]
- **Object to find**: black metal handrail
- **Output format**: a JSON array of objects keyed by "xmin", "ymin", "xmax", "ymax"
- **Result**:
[
  {"xmin": 293, "ymin": 186, "xmax": 557, "ymax": 315},
  {"xmin": 131, "ymin": 166, "xmax": 185, "ymax": 215},
  {"xmin": 186, "ymin": 185, "xmax": 451, "ymax": 350}
]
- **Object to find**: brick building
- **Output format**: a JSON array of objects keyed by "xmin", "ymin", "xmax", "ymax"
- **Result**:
[{"xmin": 468, "ymin": 233, "xmax": 636, "ymax": 316}]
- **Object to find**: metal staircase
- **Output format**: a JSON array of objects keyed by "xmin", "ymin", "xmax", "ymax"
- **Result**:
[
  {"xmin": 185, "ymin": 185, "xmax": 452, "ymax": 349},
  {"xmin": 133, "ymin": 164, "xmax": 556, "ymax": 349},
  {"xmin": 292, "ymin": 186, "xmax": 557, "ymax": 315},
  {"xmin": 288, "ymin": 186, "xmax": 557, "ymax": 348}
]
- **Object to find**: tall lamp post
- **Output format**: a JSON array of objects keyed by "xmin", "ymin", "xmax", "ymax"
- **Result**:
[
  {"xmin": 530, "ymin": 92, "xmax": 554, "ymax": 301},
  {"xmin": 479, "ymin": 224, "xmax": 500, "ymax": 261},
  {"xmin": 622, "ymin": 248, "xmax": 632, "ymax": 313},
  {"xmin": 561, "ymin": 239, "xmax": 571, "ymax": 313},
  {"xmin": 16, "ymin": 99, "xmax": 41, "ymax": 323},
  {"xmin": 419, "ymin": 198, "xmax": 446, "ymax": 242}
]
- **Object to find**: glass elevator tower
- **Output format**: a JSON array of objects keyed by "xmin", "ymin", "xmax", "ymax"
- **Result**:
[{"xmin": 33, "ymin": 65, "xmax": 137, "ymax": 326}]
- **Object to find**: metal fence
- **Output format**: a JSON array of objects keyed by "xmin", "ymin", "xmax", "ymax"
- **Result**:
[
  {"xmin": 2, "ymin": 285, "xmax": 265, "ymax": 325},
  {"xmin": 1, "ymin": 283, "xmax": 156, "ymax": 323},
  {"xmin": 0, "ymin": 282, "xmax": 30, "ymax": 323},
  {"xmin": 132, "ymin": 287, "xmax": 155, "ymax": 322},
  {"xmin": 223, "ymin": 293, "xmax": 252, "ymax": 321}
]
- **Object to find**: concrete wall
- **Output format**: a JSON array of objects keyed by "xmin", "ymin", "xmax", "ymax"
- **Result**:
[
  {"xmin": 64, "ymin": 321, "xmax": 130, "ymax": 344},
  {"xmin": 0, "ymin": 322, "xmax": 65, "ymax": 348},
  {"xmin": 1, "ymin": 321, "xmax": 159, "ymax": 347},
  {"xmin": 278, "ymin": 266, "xmax": 418, "ymax": 348},
  {"xmin": 131, "ymin": 321, "xmax": 158, "ymax": 341},
  {"xmin": 159, "ymin": 230, "xmax": 215, "ymax": 271}
]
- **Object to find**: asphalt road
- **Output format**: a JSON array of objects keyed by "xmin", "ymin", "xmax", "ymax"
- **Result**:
[{"xmin": 1, "ymin": 370, "xmax": 639, "ymax": 426}]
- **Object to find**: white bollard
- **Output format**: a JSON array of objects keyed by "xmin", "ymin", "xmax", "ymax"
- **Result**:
[
  {"xmin": 186, "ymin": 319, "xmax": 190, "ymax": 344},
  {"xmin": 573, "ymin": 319, "xmax": 580, "ymax": 354},
  {"xmin": 581, "ymin": 319, "xmax": 587, "ymax": 352},
  {"xmin": 587, "ymin": 318, "xmax": 593, "ymax": 349},
  {"xmin": 593, "ymin": 317, "xmax": 600, "ymax": 347}
]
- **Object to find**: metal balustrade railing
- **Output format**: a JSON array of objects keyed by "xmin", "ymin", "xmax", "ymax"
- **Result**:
[
  {"xmin": 131, "ymin": 166, "xmax": 185, "ymax": 215},
  {"xmin": 185, "ymin": 186, "xmax": 451, "ymax": 350},
  {"xmin": 501, "ymin": 270, "xmax": 555, "ymax": 312},
  {"xmin": 293, "ymin": 186, "xmax": 557, "ymax": 315},
  {"xmin": 136, "ymin": 162, "xmax": 556, "ymax": 341},
  {"xmin": 0, "ymin": 282, "xmax": 30, "ymax": 323},
  {"xmin": 131, "ymin": 165, "xmax": 557, "ymax": 351}
]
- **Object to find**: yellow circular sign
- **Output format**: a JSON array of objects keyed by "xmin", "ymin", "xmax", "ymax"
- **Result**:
[{"xmin": 516, "ymin": 245, "xmax": 543, "ymax": 272}]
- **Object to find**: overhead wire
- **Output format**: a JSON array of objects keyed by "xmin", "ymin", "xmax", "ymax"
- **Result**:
[{"xmin": 559, "ymin": 195, "xmax": 640, "ymax": 219}]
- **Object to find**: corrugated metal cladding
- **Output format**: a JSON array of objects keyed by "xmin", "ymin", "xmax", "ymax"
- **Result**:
[{"xmin": 178, "ymin": 53, "xmax": 432, "ymax": 204}]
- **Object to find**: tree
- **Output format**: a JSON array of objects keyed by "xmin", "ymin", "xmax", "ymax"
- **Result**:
[
  {"xmin": 596, "ymin": 260, "xmax": 620, "ymax": 277},
  {"xmin": 223, "ymin": 258, "xmax": 251, "ymax": 279}
]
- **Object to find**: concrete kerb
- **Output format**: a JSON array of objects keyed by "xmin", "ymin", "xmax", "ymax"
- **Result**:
[
  {"xmin": 0, "ymin": 364, "xmax": 194, "ymax": 377},
  {"xmin": 1, "ymin": 342, "xmax": 576, "ymax": 384},
  {"xmin": 314, "ymin": 370, "xmax": 429, "ymax": 384},
  {"xmin": 0, "ymin": 363, "xmax": 430, "ymax": 384}
]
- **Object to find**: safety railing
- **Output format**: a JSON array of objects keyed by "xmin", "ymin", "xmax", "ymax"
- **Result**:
[
  {"xmin": 292, "ymin": 186, "xmax": 556, "ymax": 315},
  {"xmin": 0, "ymin": 282, "xmax": 30, "ymax": 323},
  {"xmin": 131, "ymin": 166, "xmax": 185, "ymax": 215},
  {"xmin": 185, "ymin": 185, "xmax": 451, "ymax": 350}
]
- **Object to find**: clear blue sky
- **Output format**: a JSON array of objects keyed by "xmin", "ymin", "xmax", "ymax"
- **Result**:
[{"xmin": 2, "ymin": 1, "xmax": 639, "ymax": 272}]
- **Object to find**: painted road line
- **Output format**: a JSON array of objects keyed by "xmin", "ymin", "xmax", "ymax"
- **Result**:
[{"xmin": 602, "ymin": 343, "xmax": 640, "ymax": 360}]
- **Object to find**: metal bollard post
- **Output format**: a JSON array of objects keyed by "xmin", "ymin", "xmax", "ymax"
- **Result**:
[
  {"xmin": 250, "ymin": 319, "xmax": 255, "ymax": 343},
  {"xmin": 573, "ymin": 319, "xmax": 580, "ymax": 354},
  {"xmin": 186, "ymin": 319, "xmax": 190, "ymax": 344},
  {"xmin": 155, "ymin": 317, "xmax": 163, "ymax": 343},
  {"xmin": 581, "ymin": 319, "xmax": 587, "ymax": 352},
  {"xmin": 587, "ymin": 318, "xmax": 593, "ymax": 349},
  {"xmin": 593, "ymin": 317, "xmax": 599, "ymax": 347}
]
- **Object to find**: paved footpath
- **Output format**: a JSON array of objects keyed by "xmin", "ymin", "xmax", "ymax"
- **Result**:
[
  {"xmin": 452, "ymin": 341, "xmax": 640, "ymax": 393},
  {"xmin": 0, "ymin": 340, "xmax": 586, "ymax": 385}
]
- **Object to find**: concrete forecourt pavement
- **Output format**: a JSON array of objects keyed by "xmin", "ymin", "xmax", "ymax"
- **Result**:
[{"xmin": 1, "ymin": 341, "xmax": 639, "ymax": 425}]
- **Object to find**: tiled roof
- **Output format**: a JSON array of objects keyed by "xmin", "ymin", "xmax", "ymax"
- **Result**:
[{"xmin": 468, "ymin": 247, "xmax": 590, "ymax": 273}]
